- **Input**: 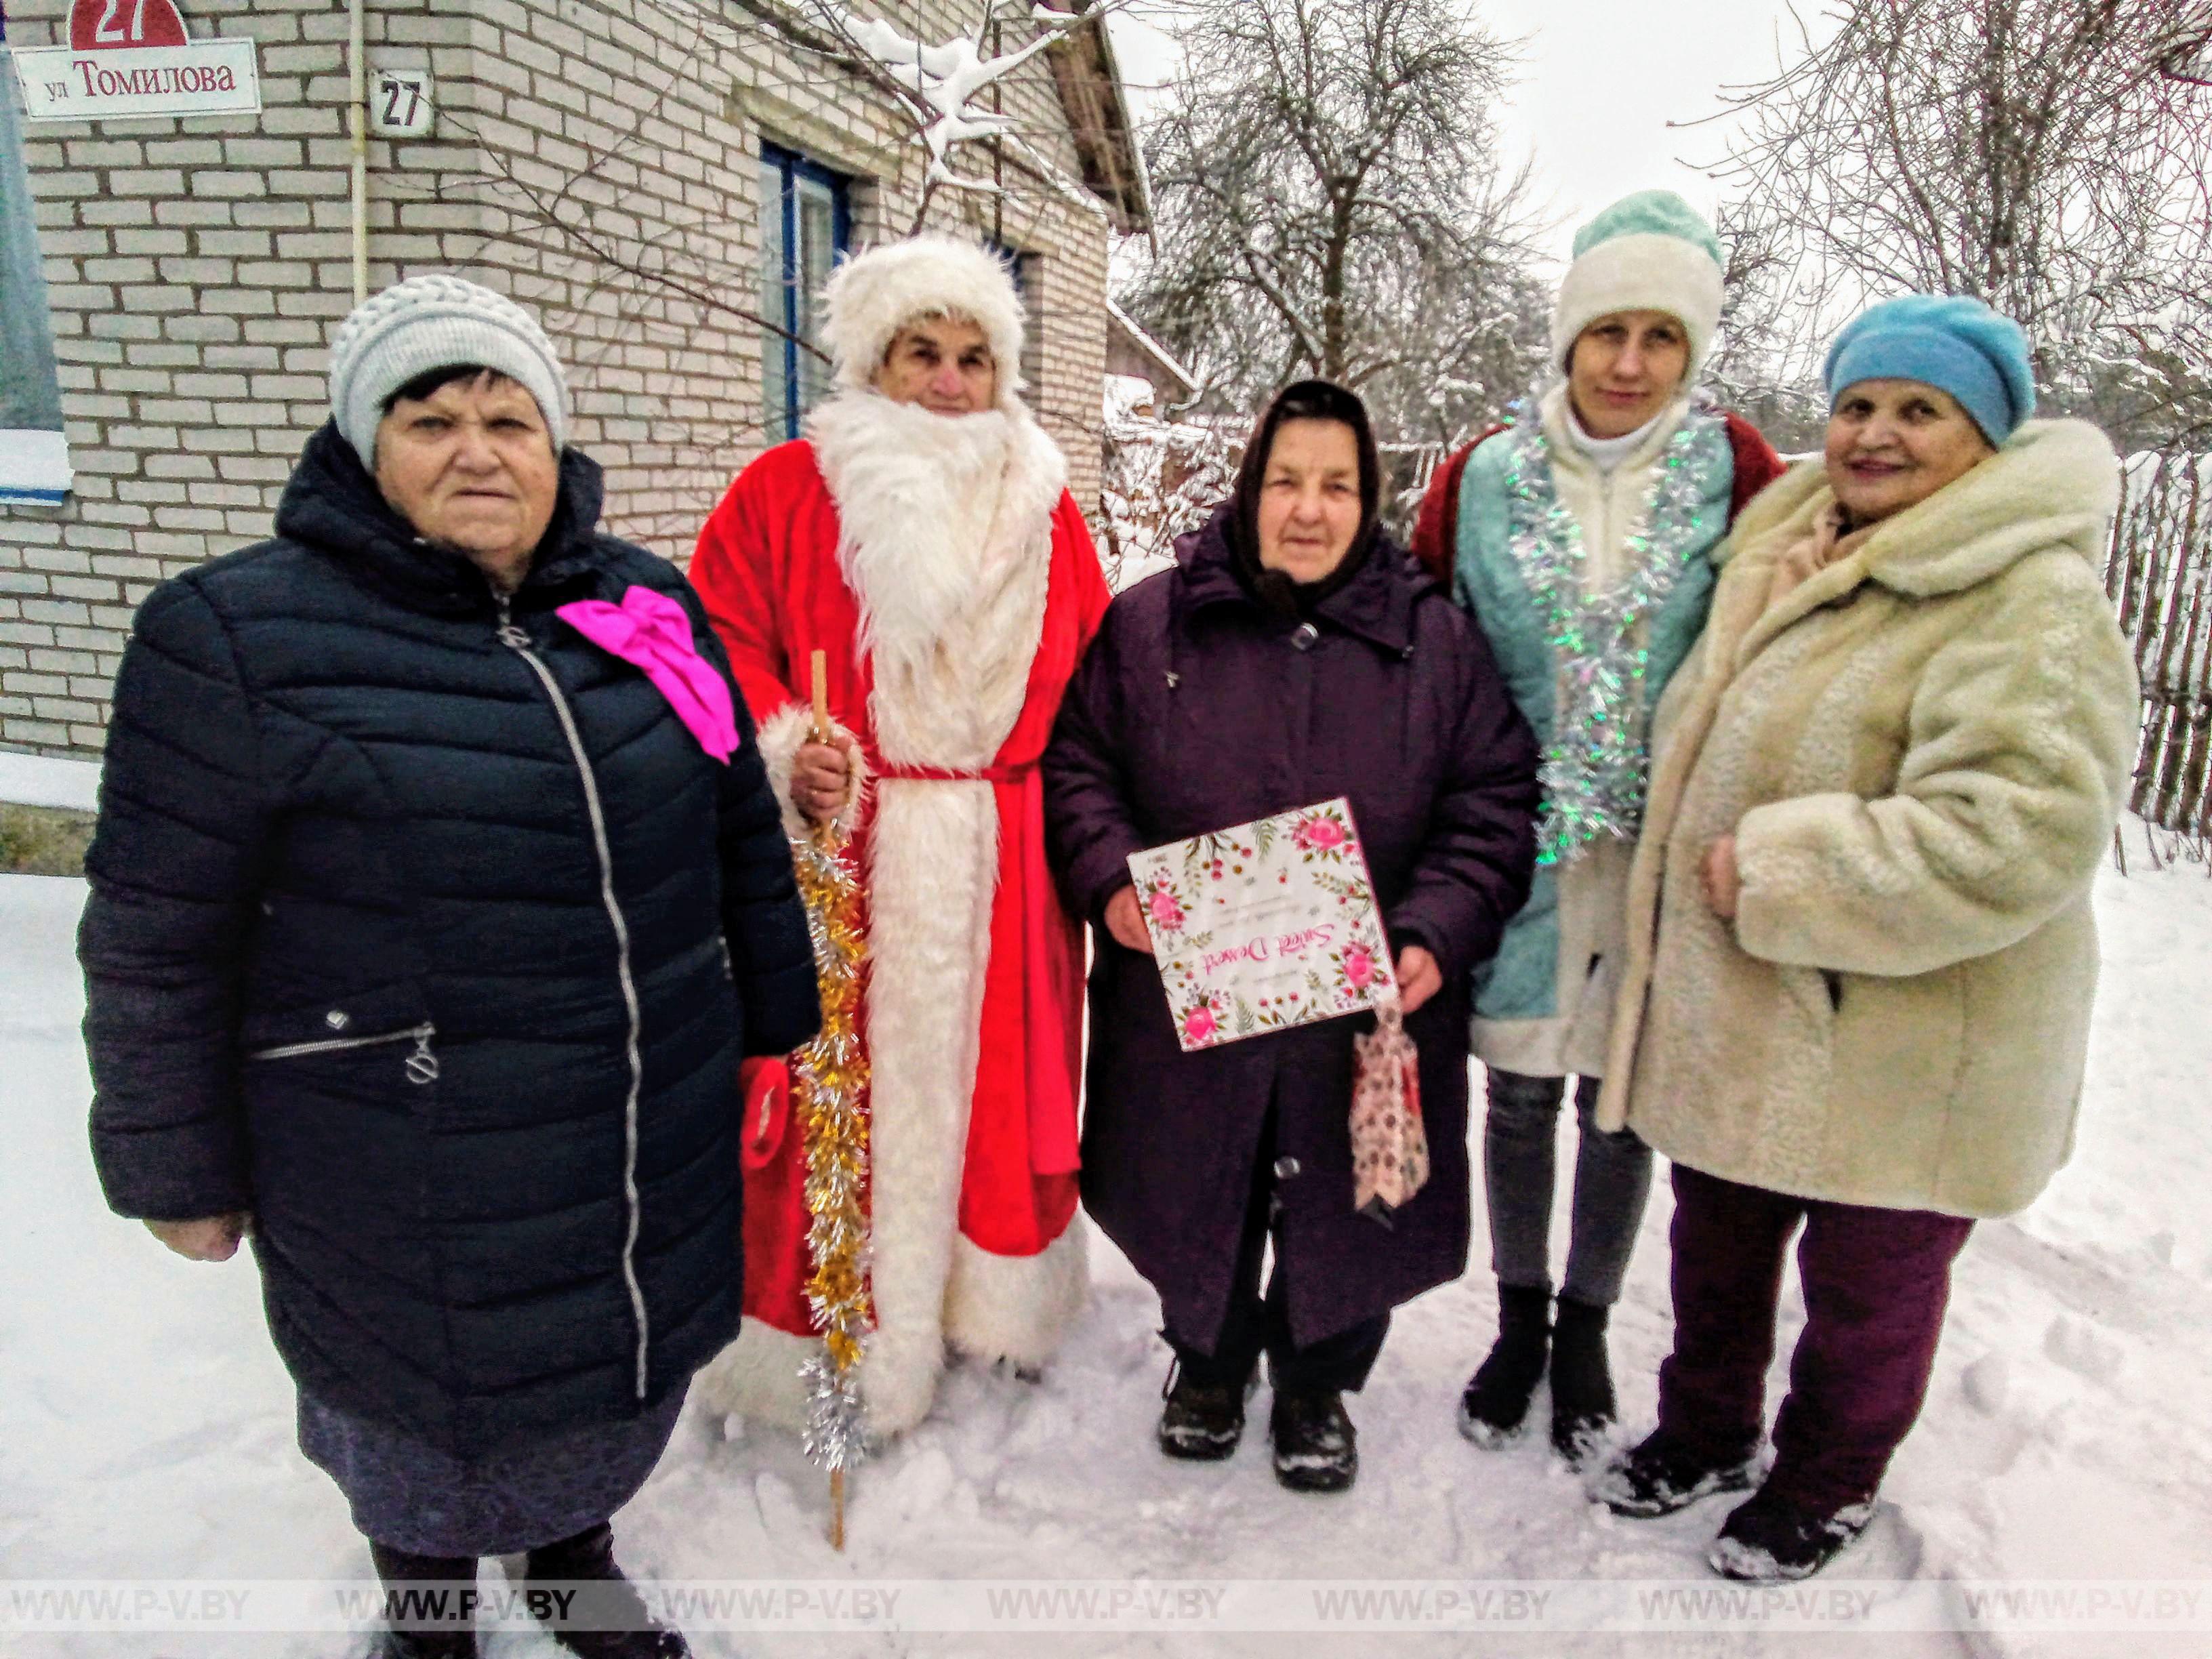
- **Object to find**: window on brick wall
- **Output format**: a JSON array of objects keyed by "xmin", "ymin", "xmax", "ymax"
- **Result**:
[
  {"xmin": 986, "ymin": 241, "xmax": 1045, "ymax": 403},
  {"xmin": 758, "ymin": 142, "xmax": 851, "ymax": 443},
  {"xmin": 0, "ymin": 44, "xmax": 72, "ymax": 506}
]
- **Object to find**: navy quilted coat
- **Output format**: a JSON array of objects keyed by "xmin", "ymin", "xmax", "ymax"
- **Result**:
[{"xmin": 81, "ymin": 426, "xmax": 819, "ymax": 1458}]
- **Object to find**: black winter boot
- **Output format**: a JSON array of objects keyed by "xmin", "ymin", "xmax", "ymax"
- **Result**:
[
  {"xmin": 1270, "ymin": 1390, "xmax": 1358, "ymax": 1493},
  {"xmin": 367, "ymin": 1542, "xmax": 480, "ymax": 1659},
  {"xmin": 525, "ymin": 1523, "xmax": 691, "ymax": 1659},
  {"xmin": 1457, "ymin": 1284, "xmax": 1552, "ymax": 1448},
  {"xmin": 1709, "ymin": 1485, "xmax": 1876, "ymax": 1582},
  {"xmin": 1593, "ymin": 1429, "xmax": 1762, "ymax": 1519},
  {"xmin": 1158, "ymin": 1360, "xmax": 1246, "ymax": 1460},
  {"xmin": 1547, "ymin": 1294, "xmax": 1618, "ymax": 1465}
]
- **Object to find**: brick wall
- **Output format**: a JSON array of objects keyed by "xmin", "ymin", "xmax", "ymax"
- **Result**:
[{"xmin": 1, "ymin": 0, "xmax": 1117, "ymax": 759}]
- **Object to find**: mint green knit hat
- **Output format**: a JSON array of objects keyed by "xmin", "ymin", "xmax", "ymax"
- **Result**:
[{"xmin": 1553, "ymin": 190, "xmax": 1726, "ymax": 379}]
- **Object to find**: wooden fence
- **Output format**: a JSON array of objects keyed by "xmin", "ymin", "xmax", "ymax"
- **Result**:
[{"xmin": 2106, "ymin": 451, "xmax": 2212, "ymax": 838}]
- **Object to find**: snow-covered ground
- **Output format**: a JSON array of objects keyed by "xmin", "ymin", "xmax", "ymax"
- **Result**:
[{"xmin": 5, "ymin": 830, "xmax": 2210, "ymax": 1658}]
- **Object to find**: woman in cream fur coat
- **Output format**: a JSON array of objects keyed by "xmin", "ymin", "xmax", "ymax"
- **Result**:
[{"xmin": 1591, "ymin": 295, "xmax": 2139, "ymax": 1582}]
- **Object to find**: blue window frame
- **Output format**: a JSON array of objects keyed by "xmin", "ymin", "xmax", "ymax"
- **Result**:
[
  {"xmin": 759, "ymin": 142, "xmax": 851, "ymax": 442},
  {"xmin": 984, "ymin": 238, "xmax": 1042, "ymax": 394},
  {"xmin": 1, "ymin": 41, "xmax": 72, "ymax": 506}
]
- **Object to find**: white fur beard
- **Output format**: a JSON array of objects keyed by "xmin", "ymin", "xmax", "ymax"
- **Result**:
[{"xmin": 808, "ymin": 391, "xmax": 1065, "ymax": 687}]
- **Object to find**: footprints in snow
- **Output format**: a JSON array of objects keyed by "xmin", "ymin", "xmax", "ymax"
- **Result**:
[{"xmin": 2041, "ymin": 1313, "xmax": 2125, "ymax": 1385}]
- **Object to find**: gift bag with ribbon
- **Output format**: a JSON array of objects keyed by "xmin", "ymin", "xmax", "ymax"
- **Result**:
[{"xmin": 1350, "ymin": 999, "xmax": 1428, "ymax": 1226}]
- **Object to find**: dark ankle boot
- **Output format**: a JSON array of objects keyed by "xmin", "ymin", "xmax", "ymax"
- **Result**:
[
  {"xmin": 1158, "ymin": 1359, "xmax": 1246, "ymax": 1460},
  {"xmin": 1594, "ymin": 1429, "xmax": 1763, "ymax": 1519},
  {"xmin": 368, "ymin": 1542, "xmax": 480, "ymax": 1659},
  {"xmin": 1709, "ymin": 1484, "xmax": 1877, "ymax": 1581},
  {"xmin": 1270, "ymin": 1389, "xmax": 1358, "ymax": 1493},
  {"xmin": 1548, "ymin": 1294, "xmax": 1618, "ymax": 1465},
  {"xmin": 525, "ymin": 1523, "xmax": 690, "ymax": 1659},
  {"xmin": 1458, "ymin": 1284, "xmax": 1552, "ymax": 1448}
]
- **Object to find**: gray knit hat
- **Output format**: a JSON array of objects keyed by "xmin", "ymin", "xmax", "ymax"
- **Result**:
[{"xmin": 327, "ymin": 273, "xmax": 569, "ymax": 463}]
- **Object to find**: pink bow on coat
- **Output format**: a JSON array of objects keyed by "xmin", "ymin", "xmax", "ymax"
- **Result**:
[{"xmin": 556, "ymin": 586, "xmax": 741, "ymax": 763}]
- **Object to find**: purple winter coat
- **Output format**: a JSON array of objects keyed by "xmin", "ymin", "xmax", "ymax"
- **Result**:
[{"xmin": 1043, "ymin": 509, "xmax": 1540, "ymax": 1353}]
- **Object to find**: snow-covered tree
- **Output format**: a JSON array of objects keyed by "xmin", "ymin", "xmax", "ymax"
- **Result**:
[
  {"xmin": 1097, "ymin": 376, "xmax": 1237, "ymax": 589},
  {"xmin": 729, "ymin": 0, "xmax": 1136, "ymax": 230},
  {"xmin": 1120, "ymin": 0, "xmax": 1547, "ymax": 444},
  {"xmin": 1711, "ymin": 0, "xmax": 2212, "ymax": 451}
]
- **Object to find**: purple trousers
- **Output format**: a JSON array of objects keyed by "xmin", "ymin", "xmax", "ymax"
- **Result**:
[{"xmin": 1656, "ymin": 1164, "xmax": 1974, "ymax": 1511}]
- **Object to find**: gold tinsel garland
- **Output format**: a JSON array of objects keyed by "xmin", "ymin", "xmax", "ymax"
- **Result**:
[{"xmin": 792, "ymin": 815, "xmax": 872, "ymax": 1487}]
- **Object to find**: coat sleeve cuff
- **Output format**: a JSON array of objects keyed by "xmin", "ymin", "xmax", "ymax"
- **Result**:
[
  {"xmin": 1071, "ymin": 838, "xmax": 1147, "ymax": 926},
  {"xmin": 1385, "ymin": 913, "xmax": 1453, "ymax": 980},
  {"xmin": 93, "ymin": 1120, "xmax": 253, "ymax": 1223},
  {"xmin": 756, "ymin": 702, "xmax": 869, "ymax": 842}
]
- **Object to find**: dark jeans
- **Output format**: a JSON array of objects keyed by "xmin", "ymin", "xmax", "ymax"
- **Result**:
[
  {"xmin": 1483, "ymin": 1067, "xmax": 1654, "ymax": 1306},
  {"xmin": 1166, "ymin": 1118, "xmax": 1389, "ymax": 1395},
  {"xmin": 1657, "ymin": 1163, "xmax": 1975, "ymax": 1511}
]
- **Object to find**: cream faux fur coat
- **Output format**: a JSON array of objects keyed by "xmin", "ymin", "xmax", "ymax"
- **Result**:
[{"xmin": 1595, "ymin": 419, "xmax": 2139, "ymax": 1218}]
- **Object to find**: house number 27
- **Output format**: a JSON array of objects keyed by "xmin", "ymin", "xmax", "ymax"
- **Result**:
[{"xmin": 369, "ymin": 70, "xmax": 434, "ymax": 138}]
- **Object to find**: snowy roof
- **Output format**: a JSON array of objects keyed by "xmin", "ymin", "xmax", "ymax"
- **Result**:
[{"xmin": 1104, "ymin": 298, "xmax": 1196, "ymax": 399}]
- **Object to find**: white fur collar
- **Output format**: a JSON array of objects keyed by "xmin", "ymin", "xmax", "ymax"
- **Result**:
[{"xmin": 807, "ymin": 390, "xmax": 1067, "ymax": 683}]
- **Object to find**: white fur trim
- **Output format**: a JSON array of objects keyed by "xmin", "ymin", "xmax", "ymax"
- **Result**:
[
  {"xmin": 755, "ymin": 702, "xmax": 868, "ymax": 842},
  {"xmin": 688, "ymin": 1317, "xmax": 817, "ymax": 1432},
  {"xmin": 819, "ymin": 376, "xmax": 1073, "ymax": 1437},
  {"xmin": 945, "ymin": 1221, "xmax": 1090, "ymax": 1368},
  {"xmin": 821, "ymin": 233, "xmax": 1029, "ymax": 410},
  {"xmin": 855, "ymin": 771, "xmax": 1000, "ymax": 1439},
  {"xmin": 1553, "ymin": 230, "xmax": 1725, "ymax": 380}
]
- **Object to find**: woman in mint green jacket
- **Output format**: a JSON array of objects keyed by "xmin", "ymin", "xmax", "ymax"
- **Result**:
[{"xmin": 1412, "ymin": 190, "xmax": 1782, "ymax": 1463}]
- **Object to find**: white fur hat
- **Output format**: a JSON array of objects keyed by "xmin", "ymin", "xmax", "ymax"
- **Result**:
[
  {"xmin": 1551, "ymin": 190, "xmax": 1726, "ymax": 381},
  {"xmin": 821, "ymin": 234, "xmax": 1027, "ymax": 410}
]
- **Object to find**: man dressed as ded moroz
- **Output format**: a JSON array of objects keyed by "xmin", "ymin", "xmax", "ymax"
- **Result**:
[{"xmin": 687, "ymin": 234, "xmax": 1113, "ymax": 1437}]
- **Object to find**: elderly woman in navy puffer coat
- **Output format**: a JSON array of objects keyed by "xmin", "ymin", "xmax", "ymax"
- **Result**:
[{"xmin": 80, "ymin": 275, "xmax": 818, "ymax": 1659}]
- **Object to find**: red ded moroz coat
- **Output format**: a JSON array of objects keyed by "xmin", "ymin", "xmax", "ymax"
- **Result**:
[{"xmin": 684, "ymin": 413, "xmax": 1111, "ymax": 1435}]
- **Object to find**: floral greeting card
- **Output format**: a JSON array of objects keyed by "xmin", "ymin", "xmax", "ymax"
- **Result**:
[{"xmin": 1128, "ymin": 798, "xmax": 1398, "ymax": 1052}]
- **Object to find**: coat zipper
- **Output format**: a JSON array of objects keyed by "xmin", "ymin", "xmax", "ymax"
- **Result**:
[
  {"xmin": 247, "ymin": 1022, "xmax": 439, "ymax": 1084},
  {"xmin": 495, "ymin": 592, "xmax": 652, "ymax": 1402}
]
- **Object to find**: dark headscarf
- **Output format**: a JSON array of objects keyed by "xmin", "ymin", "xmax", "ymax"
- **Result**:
[{"xmin": 1225, "ymin": 378, "xmax": 1384, "ymax": 621}]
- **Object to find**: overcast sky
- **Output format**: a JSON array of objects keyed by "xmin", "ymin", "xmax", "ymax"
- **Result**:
[{"xmin": 1103, "ymin": 0, "xmax": 1838, "ymax": 271}]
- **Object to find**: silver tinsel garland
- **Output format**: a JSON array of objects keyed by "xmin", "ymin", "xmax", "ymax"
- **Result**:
[
  {"xmin": 1498, "ymin": 409, "xmax": 1730, "ymax": 865},
  {"xmin": 788, "ymin": 826, "xmax": 872, "ymax": 1480}
]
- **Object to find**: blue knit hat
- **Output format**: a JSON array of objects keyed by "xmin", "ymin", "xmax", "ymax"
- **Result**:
[{"xmin": 1823, "ymin": 295, "xmax": 2036, "ymax": 444}]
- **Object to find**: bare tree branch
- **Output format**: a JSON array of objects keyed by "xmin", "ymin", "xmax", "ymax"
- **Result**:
[
  {"xmin": 1706, "ymin": 0, "xmax": 2212, "ymax": 451},
  {"xmin": 1121, "ymin": 0, "xmax": 1549, "ymax": 449}
]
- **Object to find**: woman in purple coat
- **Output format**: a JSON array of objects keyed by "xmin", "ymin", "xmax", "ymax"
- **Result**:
[{"xmin": 1044, "ymin": 380, "xmax": 1540, "ymax": 1493}]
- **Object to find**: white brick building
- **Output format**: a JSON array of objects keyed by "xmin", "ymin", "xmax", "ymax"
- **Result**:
[{"xmin": 0, "ymin": 0, "xmax": 1147, "ymax": 758}]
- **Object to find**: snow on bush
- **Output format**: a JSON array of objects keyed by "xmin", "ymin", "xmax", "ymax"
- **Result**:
[{"xmin": 1097, "ymin": 375, "xmax": 1237, "ymax": 592}]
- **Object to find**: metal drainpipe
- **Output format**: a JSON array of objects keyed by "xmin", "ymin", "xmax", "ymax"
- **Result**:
[{"xmin": 349, "ymin": 0, "xmax": 367, "ymax": 303}]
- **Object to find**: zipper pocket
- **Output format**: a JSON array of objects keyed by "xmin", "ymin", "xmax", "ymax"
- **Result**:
[{"xmin": 247, "ymin": 1022, "xmax": 440, "ymax": 1085}]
